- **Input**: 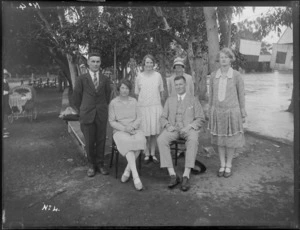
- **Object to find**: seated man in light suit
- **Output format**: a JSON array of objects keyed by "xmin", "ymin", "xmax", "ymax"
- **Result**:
[{"xmin": 157, "ymin": 75, "xmax": 205, "ymax": 192}]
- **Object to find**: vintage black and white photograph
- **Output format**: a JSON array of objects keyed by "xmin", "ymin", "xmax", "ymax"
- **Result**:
[{"xmin": 2, "ymin": 1, "xmax": 299, "ymax": 228}]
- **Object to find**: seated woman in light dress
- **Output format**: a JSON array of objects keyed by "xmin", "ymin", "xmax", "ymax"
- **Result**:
[{"xmin": 109, "ymin": 79, "xmax": 146, "ymax": 191}]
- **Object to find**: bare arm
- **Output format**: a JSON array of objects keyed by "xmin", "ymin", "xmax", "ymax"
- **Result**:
[{"xmin": 160, "ymin": 98, "xmax": 170, "ymax": 129}]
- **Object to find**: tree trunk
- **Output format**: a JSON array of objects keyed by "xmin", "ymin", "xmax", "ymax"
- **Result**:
[
  {"xmin": 217, "ymin": 7, "xmax": 233, "ymax": 48},
  {"xmin": 47, "ymin": 47, "xmax": 71, "ymax": 85},
  {"xmin": 195, "ymin": 46, "xmax": 208, "ymax": 101},
  {"xmin": 187, "ymin": 38, "xmax": 196, "ymax": 94},
  {"xmin": 159, "ymin": 32, "xmax": 168, "ymax": 104},
  {"xmin": 204, "ymin": 7, "xmax": 220, "ymax": 73},
  {"xmin": 128, "ymin": 58, "xmax": 138, "ymax": 97},
  {"xmin": 57, "ymin": 7, "xmax": 77, "ymax": 89},
  {"xmin": 217, "ymin": 7, "xmax": 229, "ymax": 48},
  {"xmin": 287, "ymin": 87, "xmax": 294, "ymax": 113},
  {"xmin": 66, "ymin": 54, "xmax": 77, "ymax": 89},
  {"xmin": 227, "ymin": 16, "xmax": 232, "ymax": 47}
]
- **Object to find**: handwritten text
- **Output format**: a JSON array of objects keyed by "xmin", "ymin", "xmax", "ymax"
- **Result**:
[{"xmin": 42, "ymin": 204, "xmax": 60, "ymax": 212}]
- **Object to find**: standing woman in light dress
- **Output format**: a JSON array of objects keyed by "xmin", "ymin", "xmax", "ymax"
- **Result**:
[
  {"xmin": 109, "ymin": 79, "xmax": 146, "ymax": 191},
  {"xmin": 135, "ymin": 54, "xmax": 164, "ymax": 164},
  {"xmin": 208, "ymin": 48, "xmax": 247, "ymax": 178}
]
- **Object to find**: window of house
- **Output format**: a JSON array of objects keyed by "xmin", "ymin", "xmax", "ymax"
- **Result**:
[{"xmin": 275, "ymin": 51, "xmax": 287, "ymax": 64}]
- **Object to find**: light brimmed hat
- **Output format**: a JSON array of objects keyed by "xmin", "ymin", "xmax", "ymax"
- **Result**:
[{"xmin": 173, "ymin": 57, "xmax": 185, "ymax": 69}]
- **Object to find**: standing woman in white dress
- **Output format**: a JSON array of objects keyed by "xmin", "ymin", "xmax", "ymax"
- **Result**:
[{"xmin": 135, "ymin": 54, "xmax": 164, "ymax": 164}]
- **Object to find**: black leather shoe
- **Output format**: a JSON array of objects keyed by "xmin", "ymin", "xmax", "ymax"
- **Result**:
[
  {"xmin": 144, "ymin": 156, "xmax": 152, "ymax": 165},
  {"xmin": 98, "ymin": 166, "xmax": 109, "ymax": 175},
  {"xmin": 181, "ymin": 176, "xmax": 190, "ymax": 192},
  {"xmin": 87, "ymin": 167, "xmax": 96, "ymax": 177},
  {"xmin": 168, "ymin": 175, "xmax": 180, "ymax": 188}
]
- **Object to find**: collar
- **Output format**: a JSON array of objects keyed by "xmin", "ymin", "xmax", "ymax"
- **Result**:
[
  {"xmin": 115, "ymin": 96, "xmax": 134, "ymax": 102},
  {"xmin": 172, "ymin": 72, "xmax": 187, "ymax": 77},
  {"xmin": 177, "ymin": 93, "xmax": 186, "ymax": 101},
  {"xmin": 216, "ymin": 67, "xmax": 233, "ymax": 79},
  {"xmin": 88, "ymin": 70, "xmax": 99, "ymax": 77}
]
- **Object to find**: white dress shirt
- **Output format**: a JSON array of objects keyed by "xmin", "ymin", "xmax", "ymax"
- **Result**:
[
  {"xmin": 88, "ymin": 70, "xmax": 99, "ymax": 83},
  {"xmin": 177, "ymin": 92, "xmax": 186, "ymax": 101}
]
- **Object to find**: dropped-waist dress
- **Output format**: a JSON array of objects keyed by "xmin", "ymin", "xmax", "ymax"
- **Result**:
[
  {"xmin": 208, "ymin": 67, "xmax": 247, "ymax": 148},
  {"xmin": 108, "ymin": 96, "xmax": 146, "ymax": 156},
  {"xmin": 135, "ymin": 71, "xmax": 164, "ymax": 136}
]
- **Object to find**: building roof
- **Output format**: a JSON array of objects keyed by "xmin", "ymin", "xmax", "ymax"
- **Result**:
[
  {"xmin": 277, "ymin": 27, "xmax": 293, "ymax": 44},
  {"xmin": 239, "ymin": 39, "xmax": 262, "ymax": 56}
]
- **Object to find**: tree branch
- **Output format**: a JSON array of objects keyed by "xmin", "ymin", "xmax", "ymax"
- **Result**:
[
  {"xmin": 161, "ymin": 29, "xmax": 188, "ymax": 50},
  {"xmin": 153, "ymin": 7, "xmax": 171, "ymax": 31},
  {"xmin": 35, "ymin": 9, "xmax": 59, "ymax": 46}
]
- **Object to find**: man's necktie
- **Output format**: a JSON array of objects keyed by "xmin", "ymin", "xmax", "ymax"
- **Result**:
[
  {"xmin": 93, "ymin": 72, "xmax": 98, "ymax": 89},
  {"xmin": 178, "ymin": 96, "xmax": 182, "ymax": 103}
]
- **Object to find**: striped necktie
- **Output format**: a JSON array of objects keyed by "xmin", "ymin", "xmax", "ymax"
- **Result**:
[{"xmin": 93, "ymin": 72, "xmax": 98, "ymax": 89}]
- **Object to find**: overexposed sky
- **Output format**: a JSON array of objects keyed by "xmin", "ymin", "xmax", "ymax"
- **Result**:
[
  {"xmin": 233, "ymin": 7, "xmax": 271, "ymax": 22},
  {"xmin": 233, "ymin": 7, "xmax": 287, "ymax": 44}
]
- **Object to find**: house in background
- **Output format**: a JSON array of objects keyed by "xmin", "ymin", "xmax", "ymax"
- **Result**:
[
  {"xmin": 258, "ymin": 48, "xmax": 272, "ymax": 72},
  {"xmin": 239, "ymin": 39, "xmax": 261, "ymax": 72},
  {"xmin": 270, "ymin": 26, "xmax": 293, "ymax": 71}
]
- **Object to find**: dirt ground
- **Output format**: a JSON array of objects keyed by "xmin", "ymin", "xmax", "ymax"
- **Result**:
[{"xmin": 2, "ymin": 87, "xmax": 297, "ymax": 228}]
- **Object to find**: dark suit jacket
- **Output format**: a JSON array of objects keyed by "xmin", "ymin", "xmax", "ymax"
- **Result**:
[
  {"xmin": 3, "ymin": 80, "xmax": 10, "ymax": 92},
  {"xmin": 73, "ymin": 72, "xmax": 111, "ymax": 124},
  {"xmin": 160, "ymin": 94, "xmax": 205, "ymax": 130}
]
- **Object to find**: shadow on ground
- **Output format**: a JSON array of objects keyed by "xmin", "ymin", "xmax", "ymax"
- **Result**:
[{"xmin": 2, "ymin": 87, "xmax": 296, "ymax": 228}]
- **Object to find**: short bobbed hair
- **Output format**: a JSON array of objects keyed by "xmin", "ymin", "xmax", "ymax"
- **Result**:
[
  {"xmin": 117, "ymin": 79, "xmax": 132, "ymax": 91},
  {"xmin": 216, "ymin": 48, "xmax": 236, "ymax": 62},
  {"xmin": 174, "ymin": 75, "xmax": 186, "ymax": 83},
  {"xmin": 141, "ymin": 54, "xmax": 155, "ymax": 71}
]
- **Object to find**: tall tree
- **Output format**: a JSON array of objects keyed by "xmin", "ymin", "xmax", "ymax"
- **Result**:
[{"xmin": 203, "ymin": 7, "xmax": 220, "ymax": 73}]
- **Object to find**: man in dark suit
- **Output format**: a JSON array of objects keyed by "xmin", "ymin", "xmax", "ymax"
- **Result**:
[
  {"xmin": 157, "ymin": 75, "xmax": 205, "ymax": 191},
  {"xmin": 73, "ymin": 53, "xmax": 111, "ymax": 177}
]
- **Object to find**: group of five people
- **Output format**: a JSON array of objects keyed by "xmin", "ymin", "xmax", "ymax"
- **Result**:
[{"xmin": 72, "ymin": 47, "xmax": 246, "ymax": 192}]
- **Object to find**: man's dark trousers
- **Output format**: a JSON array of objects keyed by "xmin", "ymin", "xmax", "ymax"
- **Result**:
[{"xmin": 80, "ymin": 112, "xmax": 107, "ymax": 167}]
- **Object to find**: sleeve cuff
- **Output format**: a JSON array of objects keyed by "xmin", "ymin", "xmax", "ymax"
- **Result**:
[{"xmin": 241, "ymin": 109, "xmax": 247, "ymax": 118}]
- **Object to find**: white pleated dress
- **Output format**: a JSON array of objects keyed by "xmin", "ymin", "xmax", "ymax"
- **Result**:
[{"xmin": 135, "ymin": 71, "xmax": 164, "ymax": 136}]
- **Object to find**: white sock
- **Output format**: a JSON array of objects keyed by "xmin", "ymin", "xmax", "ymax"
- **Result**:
[
  {"xmin": 167, "ymin": 167, "xmax": 176, "ymax": 176},
  {"xmin": 183, "ymin": 168, "xmax": 191, "ymax": 179},
  {"xmin": 123, "ymin": 164, "xmax": 131, "ymax": 176},
  {"xmin": 126, "ymin": 151, "xmax": 139, "ymax": 179}
]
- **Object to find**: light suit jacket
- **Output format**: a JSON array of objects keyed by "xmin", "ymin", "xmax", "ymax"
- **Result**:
[{"xmin": 160, "ymin": 94, "xmax": 205, "ymax": 130}]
